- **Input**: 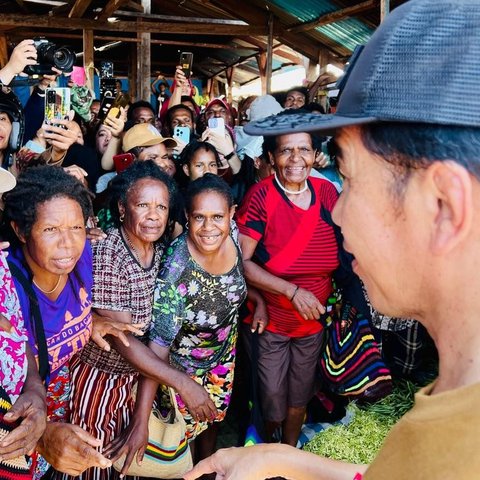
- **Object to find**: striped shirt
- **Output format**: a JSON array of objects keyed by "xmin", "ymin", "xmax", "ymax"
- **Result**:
[{"xmin": 237, "ymin": 175, "xmax": 339, "ymax": 337}]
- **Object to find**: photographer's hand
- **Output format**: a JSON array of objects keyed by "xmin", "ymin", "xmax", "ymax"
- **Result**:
[
  {"xmin": 37, "ymin": 67, "xmax": 62, "ymax": 92},
  {"xmin": 43, "ymin": 119, "xmax": 77, "ymax": 161},
  {"xmin": 0, "ymin": 39, "xmax": 37, "ymax": 85}
]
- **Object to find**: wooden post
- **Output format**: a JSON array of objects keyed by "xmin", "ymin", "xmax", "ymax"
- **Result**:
[
  {"xmin": 256, "ymin": 52, "xmax": 267, "ymax": 95},
  {"xmin": 137, "ymin": 31, "xmax": 151, "ymax": 100},
  {"xmin": 266, "ymin": 13, "xmax": 273, "ymax": 94},
  {"xmin": 137, "ymin": 0, "xmax": 151, "ymax": 100},
  {"xmin": 380, "ymin": 0, "xmax": 390, "ymax": 21},
  {"xmin": 226, "ymin": 66, "xmax": 234, "ymax": 104},
  {"xmin": 83, "ymin": 29, "xmax": 94, "ymax": 94},
  {"xmin": 207, "ymin": 78, "xmax": 220, "ymax": 100},
  {"xmin": 129, "ymin": 43, "xmax": 137, "ymax": 100},
  {"xmin": 304, "ymin": 57, "xmax": 318, "ymax": 83},
  {"xmin": 212, "ymin": 78, "xmax": 219, "ymax": 98},
  {"xmin": 0, "ymin": 35, "xmax": 8, "ymax": 68}
]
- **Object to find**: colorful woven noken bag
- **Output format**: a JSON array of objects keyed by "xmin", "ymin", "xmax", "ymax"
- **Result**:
[
  {"xmin": 113, "ymin": 387, "xmax": 192, "ymax": 478},
  {"xmin": 319, "ymin": 300, "xmax": 392, "ymax": 403},
  {"xmin": 0, "ymin": 385, "xmax": 31, "ymax": 480}
]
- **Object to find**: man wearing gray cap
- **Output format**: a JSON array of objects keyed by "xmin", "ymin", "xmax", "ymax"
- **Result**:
[{"xmin": 184, "ymin": 0, "xmax": 480, "ymax": 478}]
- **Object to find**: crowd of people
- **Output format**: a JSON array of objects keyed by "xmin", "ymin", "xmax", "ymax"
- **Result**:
[{"xmin": 0, "ymin": 0, "xmax": 478, "ymax": 477}]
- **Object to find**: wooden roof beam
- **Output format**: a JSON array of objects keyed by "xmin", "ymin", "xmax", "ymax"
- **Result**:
[
  {"xmin": 125, "ymin": 1, "xmax": 144, "ymax": 13},
  {"xmin": 0, "ymin": 14, "xmax": 265, "ymax": 35},
  {"xmin": 287, "ymin": 0, "xmax": 379, "ymax": 33},
  {"xmin": 49, "ymin": 1, "xmax": 74, "ymax": 17},
  {"xmin": 97, "ymin": 0, "xmax": 131, "ymax": 21},
  {"xmin": 109, "ymin": 9, "xmax": 248, "ymax": 25},
  {"xmin": 13, "ymin": 0, "xmax": 29, "ymax": 13},
  {"xmin": 68, "ymin": 0, "xmax": 94, "ymax": 18},
  {"xmin": 210, "ymin": 51, "xmax": 260, "ymax": 79},
  {"xmin": 239, "ymin": 36, "xmax": 302, "ymax": 64},
  {"xmin": 207, "ymin": 0, "xmax": 327, "ymax": 61},
  {"xmin": 8, "ymin": 31, "xmax": 257, "ymax": 50}
]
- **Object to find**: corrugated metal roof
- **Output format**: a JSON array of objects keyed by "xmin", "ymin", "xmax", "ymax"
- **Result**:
[
  {"xmin": 0, "ymin": 0, "xmax": 403, "ymax": 86},
  {"xmin": 317, "ymin": 19, "xmax": 373, "ymax": 52},
  {"xmin": 269, "ymin": 0, "xmax": 374, "ymax": 52},
  {"xmin": 269, "ymin": 0, "xmax": 341, "ymax": 21}
]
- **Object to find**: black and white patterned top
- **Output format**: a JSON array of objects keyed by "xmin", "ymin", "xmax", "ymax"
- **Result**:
[{"xmin": 78, "ymin": 228, "xmax": 163, "ymax": 374}]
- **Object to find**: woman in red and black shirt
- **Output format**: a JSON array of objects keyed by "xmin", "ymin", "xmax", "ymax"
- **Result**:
[{"xmin": 236, "ymin": 130, "xmax": 339, "ymax": 446}]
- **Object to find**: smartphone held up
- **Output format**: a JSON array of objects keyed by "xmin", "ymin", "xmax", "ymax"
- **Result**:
[
  {"xmin": 174, "ymin": 126, "xmax": 191, "ymax": 144},
  {"xmin": 97, "ymin": 92, "xmax": 129, "ymax": 122},
  {"xmin": 44, "ymin": 87, "xmax": 71, "ymax": 126},
  {"xmin": 207, "ymin": 117, "xmax": 225, "ymax": 135},
  {"xmin": 180, "ymin": 52, "xmax": 193, "ymax": 78},
  {"xmin": 113, "ymin": 153, "xmax": 135, "ymax": 173}
]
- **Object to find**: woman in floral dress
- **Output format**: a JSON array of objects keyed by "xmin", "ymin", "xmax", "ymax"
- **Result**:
[{"xmin": 151, "ymin": 173, "xmax": 246, "ymax": 458}]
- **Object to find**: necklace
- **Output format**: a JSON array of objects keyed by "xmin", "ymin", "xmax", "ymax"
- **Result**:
[
  {"xmin": 274, "ymin": 172, "xmax": 308, "ymax": 195},
  {"xmin": 122, "ymin": 227, "xmax": 151, "ymax": 266},
  {"xmin": 33, "ymin": 275, "xmax": 62, "ymax": 295},
  {"xmin": 122, "ymin": 227, "xmax": 140, "ymax": 263}
]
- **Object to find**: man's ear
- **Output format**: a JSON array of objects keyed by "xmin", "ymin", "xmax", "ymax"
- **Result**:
[
  {"xmin": 10, "ymin": 221, "xmax": 26, "ymax": 244},
  {"xmin": 427, "ymin": 160, "xmax": 473, "ymax": 254},
  {"xmin": 182, "ymin": 164, "xmax": 190, "ymax": 177}
]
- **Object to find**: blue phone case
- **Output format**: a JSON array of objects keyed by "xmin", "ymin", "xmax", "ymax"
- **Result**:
[{"xmin": 174, "ymin": 126, "xmax": 191, "ymax": 144}]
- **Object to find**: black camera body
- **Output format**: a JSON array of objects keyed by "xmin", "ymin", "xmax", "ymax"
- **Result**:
[{"xmin": 24, "ymin": 38, "xmax": 76, "ymax": 76}]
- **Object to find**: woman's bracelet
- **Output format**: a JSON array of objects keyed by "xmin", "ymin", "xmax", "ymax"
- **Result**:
[{"xmin": 290, "ymin": 285, "xmax": 300, "ymax": 301}]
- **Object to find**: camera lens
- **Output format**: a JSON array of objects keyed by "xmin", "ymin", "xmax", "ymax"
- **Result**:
[
  {"xmin": 55, "ymin": 50, "xmax": 66, "ymax": 63},
  {"xmin": 53, "ymin": 47, "xmax": 75, "ymax": 72}
]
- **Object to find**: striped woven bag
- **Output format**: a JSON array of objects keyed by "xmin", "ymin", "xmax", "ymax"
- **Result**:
[
  {"xmin": 0, "ymin": 386, "xmax": 31, "ymax": 480},
  {"xmin": 113, "ymin": 387, "xmax": 192, "ymax": 478},
  {"xmin": 319, "ymin": 301, "xmax": 392, "ymax": 403}
]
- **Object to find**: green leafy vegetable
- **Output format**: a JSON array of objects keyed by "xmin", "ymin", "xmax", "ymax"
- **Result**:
[{"xmin": 304, "ymin": 380, "xmax": 419, "ymax": 464}]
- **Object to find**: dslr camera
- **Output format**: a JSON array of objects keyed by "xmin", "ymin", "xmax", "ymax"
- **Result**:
[{"xmin": 24, "ymin": 38, "xmax": 76, "ymax": 76}]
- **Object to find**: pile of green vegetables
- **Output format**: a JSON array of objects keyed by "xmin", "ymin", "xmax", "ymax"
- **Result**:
[{"xmin": 304, "ymin": 380, "xmax": 419, "ymax": 464}]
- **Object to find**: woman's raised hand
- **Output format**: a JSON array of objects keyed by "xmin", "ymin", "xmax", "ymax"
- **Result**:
[
  {"xmin": 103, "ymin": 107, "xmax": 126, "ymax": 138},
  {"xmin": 200, "ymin": 128, "xmax": 233, "ymax": 157},
  {"xmin": 174, "ymin": 66, "xmax": 188, "ymax": 87}
]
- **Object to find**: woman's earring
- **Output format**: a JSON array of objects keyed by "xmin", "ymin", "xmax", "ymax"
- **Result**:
[
  {"xmin": 185, "ymin": 221, "xmax": 189, "ymax": 230},
  {"xmin": 120, "ymin": 213, "xmax": 125, "ymax": 223}
]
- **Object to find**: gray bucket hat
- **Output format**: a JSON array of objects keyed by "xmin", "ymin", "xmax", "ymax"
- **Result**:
[{"xmin": 245, "ymin": 0, "xmax": 480, "ymax": 136}]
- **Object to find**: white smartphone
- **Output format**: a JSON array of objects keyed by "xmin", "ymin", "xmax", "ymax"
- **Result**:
[{"xmin": 208, "ymin": 117, "xmax": 225, "ymax": 135}]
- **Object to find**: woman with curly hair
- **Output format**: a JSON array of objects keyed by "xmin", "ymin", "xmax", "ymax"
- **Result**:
[{"xmin": 2, "ymin": 166, "xmax": 113, "ymax": 477}]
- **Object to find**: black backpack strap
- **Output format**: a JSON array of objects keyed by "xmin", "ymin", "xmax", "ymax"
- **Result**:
[{"xmin": 7, "ymin": 261, "xmax": 50, "ymax": 384}]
